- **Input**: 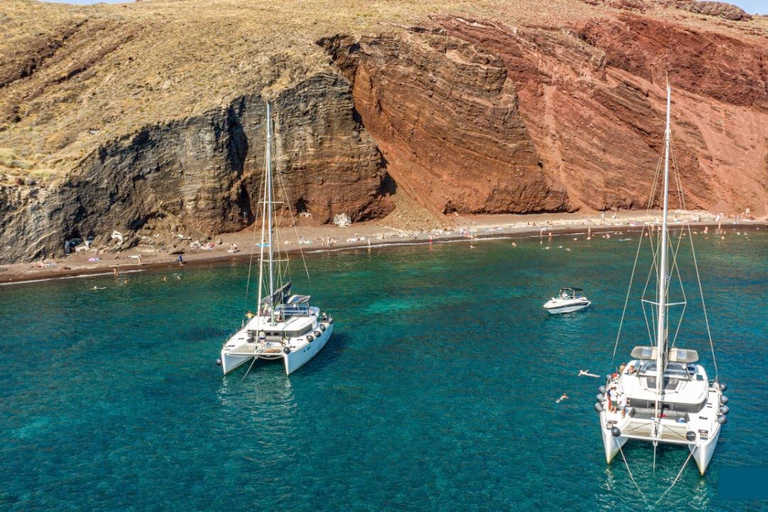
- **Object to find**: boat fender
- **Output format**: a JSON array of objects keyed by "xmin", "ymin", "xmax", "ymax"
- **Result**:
[
  {"xmin": 283, "ymin": 347, "xmax": 291, "ymax": 354},
  {"xmin": 328, "ymin": 317, "xmax": 334, "ymax": 324},
  {"xmin": 216, "ymin": 358, "xmax": 222, "ymax": 366},
  {"xmin": 596, "ymin": 393, "xmax": 605, "ymax": 402},
  {"xmin": 598, "ymin": 386, "xmax": 607, "ymax": 395},
  {"xmin": 721, "ymin": 396, "xmax": 729, "ymax": 405},
  {"xmin": 605, "ymin": 374, "xmax": 612, "ymax": 382},
  {"xmin": 611, "ymin": 427, "xmax": 621, "ymax": 438},
  {"xmin": 717, "ymin": 415, "xmax": 727, "ymax": 425},
  {"xmin": 320, "ymin": 324, "xmax": 326, "ymax": 331},
  {"xmin": 719, "ymin": 405, "xmax": 730, "ymax": 415},
  {"xmin": 686, "ymin": 431, "xmax": 696, "ymax": 441},
  {"xmin": 594, "ymin": 402, "xmax": 603, "ymax": 413},
  {"xmin": 718, "ymin": 382, "xmax": 728, "ymax": 392},
  {"xmin": 627, "ymin": 407, "xmax": 636, "ymax": 418},
  {"xmin": 314, "ymin": 330, "xmax": 322, "ymax": 337},
  {"xmin": 307, "ymin": 334, "xmax": 314, "ymax": 342}
]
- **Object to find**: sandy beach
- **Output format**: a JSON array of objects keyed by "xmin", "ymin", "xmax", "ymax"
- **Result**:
[{"xmin": 0, "ymin": 209, "xmax": 763, "ymax": 286}]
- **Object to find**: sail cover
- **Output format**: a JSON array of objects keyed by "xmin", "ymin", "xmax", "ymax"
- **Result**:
[{"xmin": 260, "ymin": 282, "xmax": 292, "ymax": 306}]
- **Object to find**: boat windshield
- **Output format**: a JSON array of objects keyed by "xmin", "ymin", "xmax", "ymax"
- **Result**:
[
  {"xmin": 558, "ymin": 287, "xmax": 583, "ymax": 299},
  {"xmin": 637, "ymin": 360, "xmax": 695, "ymax": 380}
]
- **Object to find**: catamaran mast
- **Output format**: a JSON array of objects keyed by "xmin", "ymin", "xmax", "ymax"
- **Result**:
[
  {"xmin": 266, "ymin": 102, "xmax": 275, "ymax": 317},
  {"xmin": 655, "ymin": 84, "xmax": 672, "ymax": 407}
]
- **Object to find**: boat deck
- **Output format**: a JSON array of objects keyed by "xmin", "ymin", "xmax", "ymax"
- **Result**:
[{"xmin": 613, "ymin": 417, "xmax": 693, "ymax": 444}]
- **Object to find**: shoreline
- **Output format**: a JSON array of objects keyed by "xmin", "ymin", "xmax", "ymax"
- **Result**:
[{"xmin": 1, "ymin": 210, "xmax": 763, "ymax": 286}]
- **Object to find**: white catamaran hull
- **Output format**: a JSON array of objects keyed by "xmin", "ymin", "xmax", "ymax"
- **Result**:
[
  {"xmin": 690, "ymin": 426, "xmax": 721, "ymax": 475},
  {"xmin": 600, "ymin": 413, "xmax": 722, "ymax": 475},
  {"xmin": 220, "ymin": 328, "xmax": 257, "ymax": 375},
  {"xmin": 221, "ymin": 318, "xmax": 334, "ymax": 376},
  {"xmin": 284, "ymin": 323, "xmax": 333, "ymax": 375},
  {"xmin": 598, "ymin": 383, "xmax": 724, "ymax": 475}
]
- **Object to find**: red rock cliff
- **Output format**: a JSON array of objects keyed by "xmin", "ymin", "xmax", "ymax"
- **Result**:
[{"xmin": 323, "ymin": 12, "xmax": 768, "ymax": 216}]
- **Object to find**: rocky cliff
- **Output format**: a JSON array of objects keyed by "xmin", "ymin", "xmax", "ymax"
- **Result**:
[
  {"xmin": 0, "ymin": 73, "xmax": 389, "ymax": 261},
  {"xmin": 1, "ymin": 0, "xmax": 767, "ymax": 263}
]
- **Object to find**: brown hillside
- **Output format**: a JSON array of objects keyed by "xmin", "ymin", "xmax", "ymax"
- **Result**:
[{"xmin": 1, "ymin": 0, "xmax": 767, "ymax": 262}]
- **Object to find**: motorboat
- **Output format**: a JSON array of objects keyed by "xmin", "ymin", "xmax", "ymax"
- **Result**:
[{"xmin": 543, "ymin": 287, "xmax": 591, "ymax": 314}]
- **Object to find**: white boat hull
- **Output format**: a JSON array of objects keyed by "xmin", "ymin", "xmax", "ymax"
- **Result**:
[
  {"xmin": 543, "ymin": 299, "xmax": 591, "ymax": 314},
  {"xmin": 221, "ymin": 318, "xmax": 334, "ymax": 376},
  {"xmin": 691, "ymin": 425, "xmax": 721, "ymax": 475},
  {"xmin": 284, "ymin": 322, "xmax": 333, "ymax": 375},
  {"xmin": 598, "ymin": 382, "xmax": 724, "ymax": 475},
  {"xmin": 220, "ymin": 346, "xmax": 255, "ymax": 375}
]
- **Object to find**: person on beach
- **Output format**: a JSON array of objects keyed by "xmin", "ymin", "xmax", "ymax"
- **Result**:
[
  {"xmin": 113, "ymin": 267, "xmax": 119, "ymax": 278},
  {"xmin": 178, "ymin": 254, "xmax": 184, "ymax": 266}
]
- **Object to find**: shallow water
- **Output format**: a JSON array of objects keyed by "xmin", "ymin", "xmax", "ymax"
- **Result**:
[{"xmin": 1, "ymin": 228, "xmax": 765, "ymax": 510}]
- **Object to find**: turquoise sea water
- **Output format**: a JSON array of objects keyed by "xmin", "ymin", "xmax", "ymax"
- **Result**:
[{"xmin": 1, "ymin": 228, "xmax": 766, "ymax": 511}]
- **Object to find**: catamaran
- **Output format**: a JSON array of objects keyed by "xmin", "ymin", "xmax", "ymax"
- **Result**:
[
  {"xmin": 218, "ymin": 103, "xmax": 334, "ymax": 376},
  {"xmin": 596, "ymin": 85, "xmax": 727, "ymax": 475}
]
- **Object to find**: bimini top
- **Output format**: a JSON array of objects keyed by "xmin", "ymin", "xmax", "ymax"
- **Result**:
[{"xmin": 630, "ymin": 345, "xmax": 699, "ymax": 363}]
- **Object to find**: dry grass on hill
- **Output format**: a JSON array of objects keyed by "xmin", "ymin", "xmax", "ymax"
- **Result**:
[{"xmin": 1, "ymin": 0, "xmax": 766, "ymax": 183}]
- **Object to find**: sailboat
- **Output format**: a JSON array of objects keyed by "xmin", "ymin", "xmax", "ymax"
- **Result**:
[
  {"xmin": 218, "ymin": 103, "xmax": 334, "ymax": 376},
  {"xmin": 596, "ymin": 85, "xmax": 727, "ymax": 475}
]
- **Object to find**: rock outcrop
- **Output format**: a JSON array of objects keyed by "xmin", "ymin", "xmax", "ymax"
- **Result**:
[
  {"xmin": 0, "ymin": 73, "xmax": 391, "ymax": 262},
  {"xmin": 320, "ymin": 14, "xmax": 768, "ymax": 215},
  {"xmin": 320, "ymin": 31, "xmax": 570, "ymax": 215}
]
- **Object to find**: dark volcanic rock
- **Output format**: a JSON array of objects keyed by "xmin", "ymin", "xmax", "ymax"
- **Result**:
[{"xmin": 0, "ymin": 73, "xmax": 391, "ymax": 263}]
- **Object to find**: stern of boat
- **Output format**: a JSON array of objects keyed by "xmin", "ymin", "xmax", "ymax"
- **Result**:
[
  {"xmin": 600, "ymin": 410, "xmax": 629, "ymax": 464},
  {"xmin": 284, "ymin": 318, "xmax": 334, "ymax": 375}
]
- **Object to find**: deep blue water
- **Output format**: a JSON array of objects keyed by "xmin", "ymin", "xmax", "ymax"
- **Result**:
[{"xmin": 1, "ymin": 228, "xmax": 766, "ymax": 511}]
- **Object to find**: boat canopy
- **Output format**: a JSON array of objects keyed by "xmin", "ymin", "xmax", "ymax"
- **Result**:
[
  {"xmin": 669, "ymin": 347, "xmax": 699, "ymax": 363},
  {"xmin": 631, "ymin": 345, "xmax": 699, "ymax": 363},
  {"xmin": 260, "ymin": 282, "xmax": 292, "ymax": 306},
  {"xmin": 631, "ymin": 346, "xmax": 658, "ymax": 360}
]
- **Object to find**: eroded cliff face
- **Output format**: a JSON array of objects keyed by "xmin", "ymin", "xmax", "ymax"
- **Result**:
[
  {"xmin": 2, "ymin": 0, "xmax": 768, "ymax": 264},
  {"xmin": 321, "ymin": 31, "xmax": 570, "ymax": 215},
  {"xmin": 0, "ymin": 73, "xmax": 390, "ymax": 262},
  {"xmin": 322, "ymin": 13, "xmax": 768, "ymax": 215}
]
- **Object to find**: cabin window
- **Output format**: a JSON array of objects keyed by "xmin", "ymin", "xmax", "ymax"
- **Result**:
[{"xmin": 284, "ymin": 325, "xmax": 313, "ymax": 337}]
